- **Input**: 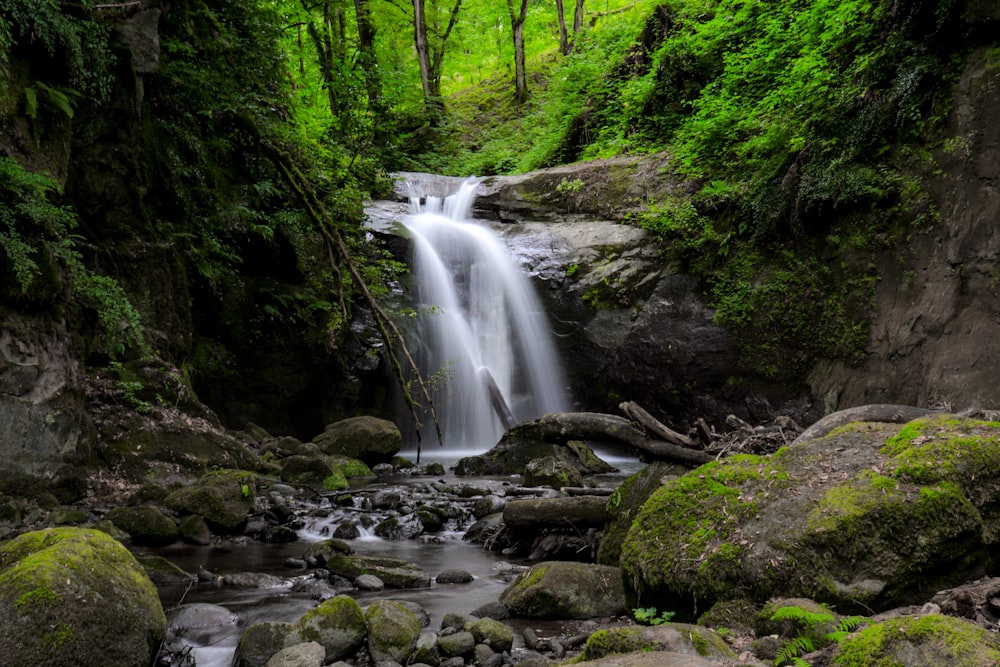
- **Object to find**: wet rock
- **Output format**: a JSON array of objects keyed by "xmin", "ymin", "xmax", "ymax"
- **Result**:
[
  {"xmin": 374, "ymin": 514, "xmax": 424, "ymax": 540},
  {"xmin": 366, "ymin": 599, "xmax": 420, "ymax": 663},
  {"xmin": 597, "ymin": 462, "xmax": 680, "ymax": 566},
  {"xmin": 455, "ymin": 434, "xmax": 612, "ymax": 477},
  {"xmin": 178, "ymin": 513, "xmax": 212, "ymax": 545},
  {"xmin": 466, "ymin": 617, "xmax": 513, "ymax": 652},
  {"xmin": 325, "ymin": 551, "xmax": 431, "ymax": 588},
  {"xmin": 0, "ymin": 527, "xmax": 166, "ymax": 666},
  {"xmin": 136, "ymin": 554, "xmax": 195, "ymax": 586},
  {"xmin": 223, "ymin": 572, "xmax": 292, "ymax": 589},
  {"xmin": 576, "ymin": 624, "xmax": 735, "ymax": 662},
  {"xmin": 313, "ymin": 416, "xmax": 402, "ymax": 465},
  {"xmin": 472, "ymin": 494, "xmax": 506, "ymax": 518},
  {"xmin": 437, "ymin": 630, "xmax": 476, "ymax": 658},
  {"xmin": 292, "ymin": 595, "xmax": 366, "ymax": 662},
  {"xmin": 264, "ymin": 640, "xmax": 325, "ymax": 667},
  {"xmin": 471, "ymin": 601, "xmax": 510, "ymax": 620},
  {"xmin": 356, "ymin": 574, "xmax": 385, "ymax": 591},
  {"xmin": 333, "ymin": 521, "xmax": 361, "ymax": 539},
  {"xmin": 168, "ymin": 602, "xmax": 240, "ymax": 632},
  {"xmin": 524, "ymin": 456, "xmax": 583, "ymax": 489},
  {"xmin": 234, "ymin": 621, "xmax": 296, "ymax": 667},
  {"xmin": 106, "ymin": 505, "xmax": 179, "ymax": 546},
  {"xmin": 436, "ymin": 569, "xmax": 474, "ymax": 584},
  {"xmin": 279, "ymin": 455, "xmax": 337, "ymax": 488},
  {"xmin": 620, "ymin": 415, "xmax": 1000, "ymax": 616},
  {"xmin": 411, "ymin": 633, "xmax": 441, "ymax": 665},
  {"xmin": 164, "ymin": 469, "xmax": 257, "ymax": 533},
  {"xmin": 500, "ymin": 561, "xmax": 626, "ymax": 619}
]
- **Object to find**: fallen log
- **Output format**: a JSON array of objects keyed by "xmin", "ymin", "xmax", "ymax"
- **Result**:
[
  {"xmin": 791, "ymin": 404, "xmax": 942, "ymax": 445},
  {"xmin": 619, "ymin": 400, "xmax": 697, "ymax": 448},
  {"xmin": 521, "ymin": 412, "xmax": 714, "ymax": 467},
  {"xmin": 502, "ymin": 496, "xmax": 608, "ymax": 529}
]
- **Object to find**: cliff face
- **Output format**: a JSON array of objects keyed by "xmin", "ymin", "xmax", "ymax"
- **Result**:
[{"xmin": 811, "ymin": 46, "xmax": 1000, "ymax": 413}]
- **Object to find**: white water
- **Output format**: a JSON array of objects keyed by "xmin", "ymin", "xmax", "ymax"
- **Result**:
[{"xmin": 401, "ymin": 179, "xmax": 569, "ymax": 452}]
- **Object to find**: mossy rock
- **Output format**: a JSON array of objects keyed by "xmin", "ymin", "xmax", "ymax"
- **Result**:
[
  {"xmin": 578, "ymin": 623, "xmax": 736, "ymax": 661},
  {"xmin": 106, "ymin": 505, "xmax": 179, "ymax": 546},
  {"xmin": 365, "ymin": 599, "xmax": 420, "ymax": 663},
  {"xmin": 466, "ymin": 617, "xmax": 513, "ymax": 652},
  {"xmin": 455, "ymin": 426, "xmax": 614, "ymax": 476},
  {"xmin": 598, "ymin": 461, "xmax": 681, "ymax": 566},
  {"xmin": 292, "ymin": 594, "xmax": 366, "ymax": 661},
  {"xmin": 328, "ymin": 455, "xmax": 375, "ymax": 479},
  {"xmin": 620, "ymin": 416, "xmax": 1000, "ymax": 616},
  {"xmin": 135, "ymin": 554, "xmax": 194, "ymax": 586},
  {"xmin": 313, "ymin": 416, "xmax": 402, "ymax": 465},
  {"xmin": 164, "ymin": 469, "xmax": 257, "ymax": 533},
  {"xmin": 499, "ymin": 561, "xmax": 625, "ymax": 619},
  {"xmin": 233, "ymin": 621, "xmax": 295, "ymax": 667},
  {"xmin": 524, "ymin": 456, "xmax": 583, "ymax": 489},
  {"xmin": 0, "ymin": 527, "xmax": 166, "ymax": 666},
  {"xmin": 324, "ymin": 551, "xmax": 431, "ymax": 588},
  {"xmin": 278, "ymin": 454, "xmax": 334, "ymax": 487},
  {"xmin": 178, "ymin": 513, "xmax": 212, "ymax": 544},
  {"xmin": 831, "ymin": 613, "xmax": 1000, "ymax": 666}
]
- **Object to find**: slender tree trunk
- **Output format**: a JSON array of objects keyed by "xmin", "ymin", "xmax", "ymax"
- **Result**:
[
  {"xmin": 412, "ymin": 0, "xmax": 437, "ymax": 113},
  {"xmin": 555, "ymin": 0, "xmax": 569, "ymax": 55},
  {"xmin": 428, "ymin": 0, "xmax": 464, "ymax": 99},
  {"xmin": 353, "ymin": 0, "xmax": 382, "ymax": 116},
  {"xmin": 507, "ymin": 0, "xmax": 529, "ymax": 103},
  {"xmin": 573, "ymin": 0, "xmax": 584, "ymax": 35}
]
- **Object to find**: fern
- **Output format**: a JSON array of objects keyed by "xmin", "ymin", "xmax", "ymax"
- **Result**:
[{"xmin": 769, "ymin": 605, "xmax": 869, "ymax": 666}]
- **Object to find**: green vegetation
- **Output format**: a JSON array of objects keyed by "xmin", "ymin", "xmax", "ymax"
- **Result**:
[
  {"xmin": 768, "ymin": 605, "xmax": 867, "ymax": 666},
  {"xmin": 832, "ymin": 614, "xmax": 1000, "ymax": 666},
  {"xmin": 633, "ymin": 606, "xmax": 676, "ymax": 625}
]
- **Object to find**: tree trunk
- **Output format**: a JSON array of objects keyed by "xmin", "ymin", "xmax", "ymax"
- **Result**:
[
  {"xmin": 412, "ymin": 0, "xmax": 436, "ymax": 112},
  {"xmin": 507, "ymin": 0, "xmax": 529, "ymax": 103},
  {"xmin": 353, "ymin": 0, "xmax": 382, "ymax": 116},
  {"xmin": 556, "ymin": 0, "xmax": 570, "ymax": 55},
  {"xmin": 428, "ymin": 0, "xmax": 464, "ymax": 99},
  {"xmin": 573, "ymin": 0, "xmax": 584, "ymax": 34}
]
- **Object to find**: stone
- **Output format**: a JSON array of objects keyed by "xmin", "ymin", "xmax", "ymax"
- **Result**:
[
  {"xmin": 365, "ymin": 599, "xmax": 420, "ymax": 663},
  {"xmin": 313, "ymin": 416, "xmax": 402, "ymax": 465},
  {"xmin": 435, "ymin": 569, "xmax": 474, "ymax": 584},
  {"xmin": 577, "ymin": 624, "xmax": 735, "ymax": 662},
  {"xmin": 167, "ymin": 603, "xmax": 240, "ymax": 632},
  {"xmin": 164, "ymin": 469, "xmax": 257, "ymax": 533},
  {"xmin": 324, "ymin": 551, "xmax": 431, "ymax": 588},
  {"xmin": 0, "ymin": 527, "xmax": 166, "ymax": 666},
  {"xmin": 833, "ymin": 613, "xmax": 1000, "ymax": 665},
  {"xmin": 524, "ymin": 456, "xmax": 583, "ymax": 489},
  {"xmin": 106, "ymin": 505, "xmax": 179, "ymax": 546},
  {"xmin": 264, "ymin": 641, "xmax": 325, "ymax": 667},
  {"xmin": 466, "ymin": 617, "xmax": 513, "ymax": 652},
  {"xmin": 292, "ymin": 595, "xmax": 366, "ymax": 662},
  {"xmin": 620, "ymin": 416, "xmax": 1000, "ymax": 615},
  {"xmin": 356, "ymin": 574, "xmax": 384, "ymax": 591},
  {"xmin": 437, "ymin": 630, "xmax": 475, "ymax": 658},
  {"xmin": 499, "ymin": 561, "xmax": 626, "ymax": 619},
  {"xmin": 234, "ymin": 621, "xmax": 296, "ymax": 667}
]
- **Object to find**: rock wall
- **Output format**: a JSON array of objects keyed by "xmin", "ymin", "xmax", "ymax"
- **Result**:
[{"xmin": 810, "ymin": 47, "xmax": 1000, "ymax": 413}]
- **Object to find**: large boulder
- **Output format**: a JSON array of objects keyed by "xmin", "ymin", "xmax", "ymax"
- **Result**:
[
  {"xmin": 164, "ymin": 469, "xmax": 257, "ymax": 533},
  {"xmin": 577, "ymin": 624, "xmax": 735, "ymax": 662},
  {"xmin": 365, "ymin": 599, "xmax": 420, "ymax": 663},
  {"xmin": 324, "ymin": 551, "xmax": 431, "ymax": 589},
  {"xmin": 292, "ymin": 595, "xmax": 366, "ymax": 661},
  {"xmin": 455, "ymin": 425, "xmax": 614, "ymax": 476},
  {"xmin": 499, "ymin": 561, "xmax": 626, "ymax": 619},
  {"xmin": 620, "ymin": 415, "xmax": 1000, "ymax": 616},
  {"xmin": 598, "ymin": 462, "xmax": 683, "ymax": 566},
  {"xmin": 312, "ymin": 416, "xmax": 401, "ymax": 465},
  {"xmin": 0, "ymin": 527, "xmax": 166, "ymax": 666},
  {"xmin": 831, "ymin": 613, "xmax": 1000, "ymax": 665},
  {"xmin": 106, "ymin": 505, "xmax": 179, "ymax": 546}
]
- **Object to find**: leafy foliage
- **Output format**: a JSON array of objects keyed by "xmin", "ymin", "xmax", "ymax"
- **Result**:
[{"xmin": 770, "ymin": 605, "xmax": 867, "ymax": 666}]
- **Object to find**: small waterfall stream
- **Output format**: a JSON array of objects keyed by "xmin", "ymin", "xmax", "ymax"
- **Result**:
[{"xmin": 402, "ymin": 179, "xmax": 569, "ymax": 454}]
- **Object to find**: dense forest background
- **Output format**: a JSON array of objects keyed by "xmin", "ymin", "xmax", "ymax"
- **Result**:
[{"xmin": 0, "ymin": 0, "xmax": 992, "ymax": 444}]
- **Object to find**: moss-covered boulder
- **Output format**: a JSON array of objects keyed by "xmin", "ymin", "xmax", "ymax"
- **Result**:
[
  {"xmin": 292, "ymin": 595, "xmax": 366, "ymax": 661},
  {"xmin": 233, "ymin": 621, "xmax": 295, "ymax": 667},
  {"xmin": 324, "ymin": 551, "xmax": 431, "ymax": 589},
  {"xmin": 365, "ymin": 599, "xmax": 420, "ymax": 663},
  {"xmin": 454, "ymin": 423, "xmax": 614, "ymax": 476},
  {"xmin": 466, "ymin": 617, "xmax": 514, "ymax": 652},
  {"xmin": 328, "ymin": 455, "xmax": 376, "ymax": 480},
  {"xmin": 620, "ymin": 415, "xmax": 1000, "ymax": 617},
  {"xmin": 499, "ymin": 561, "xmax": 625, "ymax": 619},
  {"xmin": 0, "ymin": 527, "xmax": 166, "ymax": 666},
  {"xmin": 278, "ymin": 455, "xmax": 335, "ymax": 488},
  {"xmin": 597, "ymin": 461, "xmax": 682, "ymax": 566},
  {"xmin": 106, "ymin": 505, "xmax": 179, "ymax": 546},
  {"xmin": 524, "ymin": 455, "xmax": 583, "ymax": 489},
  {"xmin": 578, "ymin": 623, "xmax": 736, "ymax": 662},
  {"xmin": 831, "ymin": 613, "xmax": 1000, "ymax": 666},
  {"xmin": 164, "ymin": 469, "xmax": 257, "ymax": 533},
  {"xmin": 313, "ymin": 416, "xmax": 401, "ymax": 465}
]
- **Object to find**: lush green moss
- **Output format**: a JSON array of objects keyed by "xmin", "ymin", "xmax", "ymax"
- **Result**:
[
  {"xmin": 578, "ymin": 627, "xmax": 643, "ymax": 661},
  {"xmin": 294, "ymin": 595, "xmax": 366, "ymax": 661},
  {"xmin": 832, "ymin": 614, "xmax": 1000, "ymax": 666}
]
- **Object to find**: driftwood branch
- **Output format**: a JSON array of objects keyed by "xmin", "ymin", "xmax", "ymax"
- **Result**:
[
  {"xmin": 619, "ymin": 400, "xmax": 697, "ymax": 448},
  {"xmin": 522, "ymin": 412, "xmax": 713, "ymax": 467}
]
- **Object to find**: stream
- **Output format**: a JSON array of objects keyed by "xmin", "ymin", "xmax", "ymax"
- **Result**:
[{"xmin": 141, "ymin": 448, "xmax": 644, "ymax": 667}]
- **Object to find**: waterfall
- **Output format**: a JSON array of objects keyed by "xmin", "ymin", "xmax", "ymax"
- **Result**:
[{"xmin": 401, "ymin": 179, "xmax": 569, "ymax": 454}]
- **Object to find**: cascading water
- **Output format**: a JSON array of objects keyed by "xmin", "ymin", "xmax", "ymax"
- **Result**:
[{"xmin": 401, "ymin": 178, "xmax": 569, "ymax": 454}]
